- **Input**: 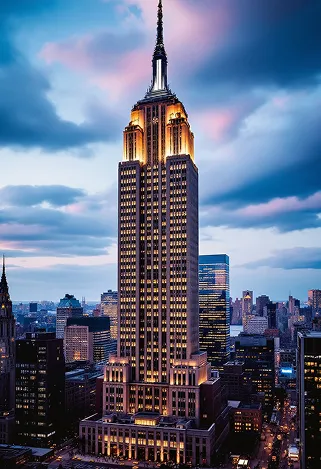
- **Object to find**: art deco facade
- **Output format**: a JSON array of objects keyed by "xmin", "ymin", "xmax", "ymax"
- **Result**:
[
  {"xmin": 199, "ymin": 255, "xmax": 230, "ymax": 370},
  {"xmin": 80, "ymin": 1, "xmax": 228, "ymax": 464},
  {"xmin": 241, "ymin": 290, "xmax": 253, "ymax": 328}
]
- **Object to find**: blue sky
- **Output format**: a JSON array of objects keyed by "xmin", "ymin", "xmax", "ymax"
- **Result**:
[{"xmin": 1, "ymin": 0, "xmax": 321, "ymax": 301}]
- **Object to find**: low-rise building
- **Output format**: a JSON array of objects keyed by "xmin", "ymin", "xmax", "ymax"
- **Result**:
[
  {"xmin": 230, "ymin": 402, "xmax": 262, "ymax": 434},
  {"xmin": 66, "ymin": 367, "xmax": 103, "ymax": 426}
]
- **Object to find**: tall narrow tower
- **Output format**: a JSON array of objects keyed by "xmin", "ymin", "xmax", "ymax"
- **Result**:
[
  {"xmin": 80, "ymin": 2, "xmax": 228, "ymax": 464},
  {"xmin": 0, "ymin": 257, "xmax": 15, "ymax": 412}
]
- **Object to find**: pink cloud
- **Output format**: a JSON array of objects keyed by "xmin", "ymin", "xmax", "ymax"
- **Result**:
[
  {"xmin": 239, "ymin": 192, "xmax": 321, "ymax": 218},
  {"xmin": 196, "ymin": 108, "xmax": 240, "ymax": 141},
  {"xmin": 41, "ymin": 35, "xmax": 93, "ymax": 70},
  {"xmin": 194, "ymin": 94, "xmax": 263, "ymax": 141},
  {"xmin": 40, "ymin": 0, "xmax": 230, "ymax": 100}
]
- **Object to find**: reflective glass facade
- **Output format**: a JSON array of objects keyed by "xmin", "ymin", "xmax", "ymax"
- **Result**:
[{"xmin": 199, "ymin": 255, "xmax": 230, "ymax": 370}]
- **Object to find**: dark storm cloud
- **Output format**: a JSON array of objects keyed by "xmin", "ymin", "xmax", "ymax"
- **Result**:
[
  {"xmin": 0, "ymin": 185, "xmax": 85, "ymax": 207},
  {"xmin": 0, "ymin": 59, "xmax": 120, "ymax": 151},
  {"xmin": 240, "ymin": 247, "xmax": 321, "ymax": 270},
  {"xmin": 203, "ymin": 125, "xmax": 321, "ymax": 208},
  {"xmin": 194, "ymin": 0, "xmax": 321, "ymax": 95},
  {"xmin": 200, "ymin": 88, "xmax": 321, "ymax": 232},
  {"xmin": 0, "ymin": 2, "xmax": 121, "ymax": 152}
]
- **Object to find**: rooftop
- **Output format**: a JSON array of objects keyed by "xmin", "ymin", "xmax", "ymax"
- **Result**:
[
  {"xmin": 58, "ymin": 293, "xmax": 82, "ymax": 309},
  {"xmin": 82, "ymin": 412, "xmax": 199, "ymax": 430}
]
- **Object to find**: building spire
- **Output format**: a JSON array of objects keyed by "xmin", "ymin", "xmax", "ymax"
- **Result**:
[
  {"xmin": 0, "ymin": 254, "xmax": 9, "ymax": 297},
  {"xmin": 148, "ymin": 0, "xmax": 168, "ymax": 95},
  {"xmin": 156, "ymin": 0, "xmax": 164, "ymax": 52}
]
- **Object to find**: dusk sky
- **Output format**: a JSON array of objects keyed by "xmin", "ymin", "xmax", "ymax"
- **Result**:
[{"xmin": 1, "ymin": 0, "xmax": 321, "ymax": 302}]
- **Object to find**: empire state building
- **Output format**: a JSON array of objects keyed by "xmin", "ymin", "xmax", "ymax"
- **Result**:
[{"xmin": 80, "ymin": 1, "xmax": 228, "ymax": 464}]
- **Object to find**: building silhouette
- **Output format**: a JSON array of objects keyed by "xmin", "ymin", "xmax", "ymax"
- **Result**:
[
  {"xmin": 0, "ymin": 257, "xmax": 15, "ymax": 444},
  {"xmin": 15, "ymin": 331, "xmax": 65, "ymax": 447},
  {"xmin": 266, "ymin": 302, "xmax": 277, "ymax": 329},
  {"xmin": 80, "ymin": 1, "xmax": 229, "ymax": 464},
  {"xmin": 235, "ymin": 335, "xmax": 275, "ymax": 411},
  {"xmin": 199, "ymin": 254, "xmax": 230, "ymax": 370},
  {"xmin": 255, "ymin": 295, "xmax": 270, "ymax": 316}
]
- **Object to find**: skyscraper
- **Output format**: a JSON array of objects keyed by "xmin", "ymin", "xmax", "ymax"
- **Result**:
[
  {"xmin": 0, "ymin": 257, "xmax": 15, "ymax": 443},
  {"xmin": 56, "ymin": 293, "xmax": 83, "ymax": 339},
  {"xmin": 255, "ymin": 295, "xmax": 270, "ymax": 316},
  {"xmin": 101, "ymin": 290, "xmax": 118, "ymax": 339},
  {"xmin": 15, "ymin": 332, "xmax": 65, "ymax": 447},
  {"xmin": 242, "ymin": 290, "xmax": 253, "ymax": 327},
  {"xmin": 199, "ymin": 254, "xmax": 230, "ymax": 370},
  {"xmin": 266, "ymin": 302, "xmax": 277, "ymax": 329},
  {"xmin": 298, "ymin": 331, "xmax": 321, "ymax": 469},
  {"xmin": 80, "ymin": 2, "xmax": 229, "ymax": 464},
  {"xmin": 308, "ymin": 289, "xmax": 321, "ymax": 317}
]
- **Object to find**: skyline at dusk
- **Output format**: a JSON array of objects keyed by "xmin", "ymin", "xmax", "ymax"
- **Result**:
[{"xmin": 1, "ymin": 0, "xmax": 321, "ymax": 300}]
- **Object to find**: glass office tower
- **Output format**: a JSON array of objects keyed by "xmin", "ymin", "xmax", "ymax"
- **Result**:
[{"xmin": 199, "ymin": 255, "xmax": 230, "ymax": 370}]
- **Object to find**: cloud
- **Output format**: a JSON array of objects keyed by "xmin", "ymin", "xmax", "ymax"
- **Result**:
[
  {"xmin": 194, "ymin": 0, "xmax": 321, "ymax": 96},
  {"xmin": 0, "ymin": 185, "xmax": 85, "ymax": 207},
  {"xmin": 0, "ymin": 2, "xmax": 120, "ymax": 152},
  {"xmin": 39, "ymin": 0, "xmax": 227, "ymax": 101},
  {"xmin": 201, "ymin": 195, "xmax": 321, "ymax": 233},
  {"xmin": 199, "ymin": 88, "xmax": 321, "ymax": 231},
  {"xmin": 240, "ymin": 247, "xmax": 321, "ymax": 270},
  {"xmin": 0, "ymin": 185, "xmax": 117, "ymax": 258}
]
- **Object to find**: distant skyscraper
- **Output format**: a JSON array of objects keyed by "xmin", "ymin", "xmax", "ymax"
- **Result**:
[
  {"xmin": 231, "ymin": 297, "xmax": 242, "ymax": 325},
  {"xmin": 80, "ymin": 2, "xmax": 229, "ymax": 464},
  {"xmin": 308, "ymin": 289, "xmax": 321, "ymax": 317},
  {"xmin": 29, "ymin": 302, "xmax": 37, "ymax": 313},
  {"xmin": 15, "ymin": 331, "xmax": 65, "ymax": 447},
  {"xmin": 298, "ymin": 331, "xmax": 321, "ymax": 469},
  {"xmin": 56, "ymin": 294, "xmax": 83, "ymax": 339},
  {"xmin": 199, "ymin": 254, "xmax": 230, "ymax": 370},
  {"xmin": 256, "ymin": 295, "xmax": 270, "ymax": 316},
  {"xmin": 242, "ymin": 290, "xmax": 253, "ymax": 327},
  {"xmin": 0, "ymin": 257, "xmax": 15, "ymax": 444},
  {"xmin": 65, "ymin": 317, "xmax": 114, "ymax": 364},
  {"xmin": 266, "ymin": 302, "xmax": 277, "ymax": 329},
  {"xmin": 288, "ymin": 295, "xmax": 300, "ymax": 315},
  {"xmin": 101, "ymin": 290, "xmax": 118, "ymax": 339}
]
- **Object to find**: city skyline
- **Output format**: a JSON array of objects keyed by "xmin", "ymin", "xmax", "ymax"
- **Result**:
[{"xmin": 1, "ymin": 0, "xmax": 321, "ymax": 300}]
